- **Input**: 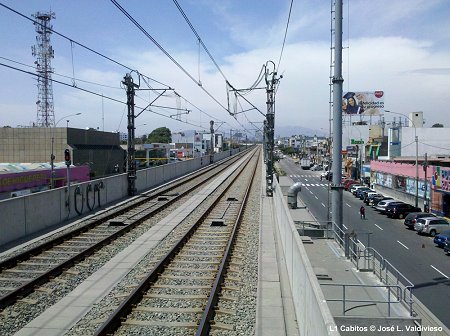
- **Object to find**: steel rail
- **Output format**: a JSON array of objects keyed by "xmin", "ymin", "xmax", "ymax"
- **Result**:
[
  {"xmin": 0, "ymin": 152, "xmax": 248, "ymax": 310},
  {"xmin": 0, "ymin": 152, "xmax": 246, "ymax": 271},
  {"xmin": 94, "ymin": 148, "xmax": 259, "ymax": 335},
  {"xmin": 197, "ymin": 147, "xmax": 259, "ymax": 335}
]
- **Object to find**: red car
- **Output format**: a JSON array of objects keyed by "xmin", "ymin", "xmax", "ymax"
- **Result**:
[{"xmin": 344, "ymin": 180, "xmax": 359, "ymax": 190}]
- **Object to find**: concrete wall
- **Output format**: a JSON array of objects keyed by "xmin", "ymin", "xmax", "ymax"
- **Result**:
[
  {"xmin": 0, "ymin": 149, "xmax": 247, "ymax": 248},
  {"xmin": 273, "ymin": 178, "xmax": 338, "ymax": 336}
]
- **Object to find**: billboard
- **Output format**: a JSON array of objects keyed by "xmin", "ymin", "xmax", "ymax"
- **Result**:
[{"xmin": 342, "ymin": 91, "xmax": 384, "ymax": 116}]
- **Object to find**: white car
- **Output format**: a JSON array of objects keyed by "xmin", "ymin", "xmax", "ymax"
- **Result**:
[{"xmin": 374, "ymin": 199, "xmax": 401, "ymax": 213}]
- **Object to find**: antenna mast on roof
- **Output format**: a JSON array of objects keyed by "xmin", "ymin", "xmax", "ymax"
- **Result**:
[{"xmin": 32, "ymin": 11, "xmax": 56, "ymax": 127}]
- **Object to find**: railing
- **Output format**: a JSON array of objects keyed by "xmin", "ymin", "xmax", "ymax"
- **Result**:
[
  {"xmin": 299, "ymin": 219, "xmax": 415, "ymax": 317},
  {"xmin": 321, "ymin": 283, "xmax": 402, "ymax": 317}
]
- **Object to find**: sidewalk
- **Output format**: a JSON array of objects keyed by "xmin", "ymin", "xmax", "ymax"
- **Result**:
[{"xmin": 278, "ymin": 176, "xmax": 419, "ymax": 335}]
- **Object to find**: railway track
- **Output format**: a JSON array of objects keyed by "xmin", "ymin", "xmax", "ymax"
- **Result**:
[
  {"xmin": 92, "ymin": 147, "xmax": 260, "ymax": 335},
  {"xmin": 0, "ymin": 150, "xmax": 250, "ymax": 313}
]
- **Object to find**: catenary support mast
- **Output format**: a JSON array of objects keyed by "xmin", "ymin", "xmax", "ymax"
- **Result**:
[{"xmin": 332, "ymin": 1, "xmax": 344, "ymax": 233}]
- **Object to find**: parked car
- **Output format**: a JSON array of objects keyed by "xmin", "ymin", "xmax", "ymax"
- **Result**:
[
  {"xmin": 414, "ymin": 217, "xmax": 450, "ymax": 237},
  {"xmin": 364, "ymin": 192, "xmax": 382, "ymax": 205},
  {"xmin": 433, "ymin": 230, "xmax": 450, "ymax": 248},
  {"xmin": 374, "ymin": 200, "xmax": 402, "ymax": 213},
  {"xmin": 344, "ymin": 180, "xmax": 359, "ymax": 190},
  {"xmin": 385, "ymin": 203, "xmax": 421, "ymax": 219},
  {"xmin": 371, "ymin": 196, "xmax": 393, "ymax": 207},
  {"xmin": 352, "ymin": 186, "xmax": 369, "ymax": 196},
  {"xmin": 404, "ymin": 212, "xmax": 437, "ymax": 229},
  {"xmin": 358, "ymin": 189, "xmax": 375, "ymax": 200},
  {"xmin": 348, "ymin": 184, "xmax": 362, "ymax": 193},
  {"xmin": 444, "ymin": 241, "xmax": 450, "ymax": 255}
]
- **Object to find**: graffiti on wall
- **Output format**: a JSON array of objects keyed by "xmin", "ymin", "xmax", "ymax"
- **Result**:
[{"xmin": 432, "ymin": 166, "xmax": 450, "ymax": 191}]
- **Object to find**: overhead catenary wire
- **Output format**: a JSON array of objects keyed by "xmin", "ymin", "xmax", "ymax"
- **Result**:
[
  {"xmin": 110, "ymin": 0, "xmax": 231, "ymax": 115},
  {"xmin": 277, "ymin": 0, "xmax": 294, "ymax": 72},
  {"xmin": 1, "ymin": 1, "xmax": 249, "ymax": 133},
  {"xmin": 0, "ymin": 55, "xmax": 122, "ymax": 89},
  {"xmin": 172, "ymin": 0, "xmax": 229, "ymax": 83},
  {"xmin": 171, "ymin": 0, "xmax": 266, "ymax": 118},
  {"xmin": 0, "ymin": 61, "xmax": 213, "ymax": 131},
  {"xmin": 0, "ymin": 2, "xmax": 171, "ymax": 89}
]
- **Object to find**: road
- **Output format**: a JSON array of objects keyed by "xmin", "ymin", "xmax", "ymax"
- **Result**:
[{"xmin": 279, "ymin": 158, "xmax": 450, "ymax": 328}]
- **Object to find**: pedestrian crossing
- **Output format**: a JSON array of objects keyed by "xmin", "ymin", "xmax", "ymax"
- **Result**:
[{"xmin": 288, "ymin": 175, "xmax": 329, "ymax": 187}]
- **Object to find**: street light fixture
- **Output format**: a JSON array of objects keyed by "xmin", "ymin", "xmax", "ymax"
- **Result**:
[
  {"xmin": 50, "ymin": 113, "xmax": 82, "ymax": 188},
  {"xmin": 384, "ymin": 110, "xmax": 419, "ymax": 207}
]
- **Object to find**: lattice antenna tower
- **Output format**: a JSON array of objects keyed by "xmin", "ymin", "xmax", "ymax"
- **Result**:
[{"xmin": 31, "ymin": 11, "xmax": 56, "ymax": 127}]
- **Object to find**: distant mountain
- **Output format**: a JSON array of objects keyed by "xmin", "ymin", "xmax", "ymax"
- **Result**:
[{"xmin": 275, "ymin": 125, "xmax": 327, "ymax": 138}]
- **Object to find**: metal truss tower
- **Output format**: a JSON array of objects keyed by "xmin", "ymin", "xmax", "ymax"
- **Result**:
[{"xmin": 32, "ymin": 11, "xmax": 56, "ymax": 127}]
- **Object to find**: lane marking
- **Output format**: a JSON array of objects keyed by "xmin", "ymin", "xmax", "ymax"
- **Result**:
[
  {"xmin": 430, "ymin": 265, "xmax": 449, "ymax": 279},
  {"xmin": 309, "ymin": 190, "xmax": 313, "ymax": 195},
  {"xmin": 305, "ymin": 178, "xmax": 308, "ymax": 182},
  {"xmin": 374, "ymin": 224, "xmax": 384, "ymax": 231},
  {"xmin": 314, "ymin": 195, "xmax": 318, "ymax": 200},
  {"xmin": 346, "ymin": 203, "xmax": 351, "ymax": 208},
  {"xmin": 321, "ymin": 203, "xmax": 326, "ymax": 207},
  {"xmin": 397, "ymin": 240, "xmax": 409, "ymax": 250}
]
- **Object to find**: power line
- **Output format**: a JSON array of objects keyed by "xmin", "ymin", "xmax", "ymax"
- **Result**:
[
  {"xmin": 171, "ymin": 0, "xmax": 265, "ymax": 119},
  {"xmin": 171, "ymin": 0, "xmax": 228, "ymax": 82},
  {"xmin": 1, "ymin": 61, "xmax": 213, "ymax": 131},
  {"xmin": 0, "ymin": 56, "xmax": 122, "ymax": 90},
  {"xmin": 1, "ymin": 62, "xmax": 125, "ymax": 104},
  {"xmin": 110, "ymin": 0, "xmax": 230, "ymax": 115},
  {"xmin": 0, "ymin": 2, "xmax": 171, "ymax": 89},
  {"xmin": 277, "ymin": 0, "xmax": 294, "ymax": 72}
]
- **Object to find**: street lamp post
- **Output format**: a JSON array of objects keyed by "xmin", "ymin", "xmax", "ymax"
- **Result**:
[
  {"xmin": 50, "ymin": 113, "xmax": 82, "ymax": 188},
  {"xmin": 384, "ymin": 110, "xmax": 419, "ymax": 207}
]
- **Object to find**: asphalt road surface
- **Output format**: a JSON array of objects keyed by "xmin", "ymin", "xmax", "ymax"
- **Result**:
[{"xmin": 279, "ymin": 157, "xmax": 450, "ymax": 328}]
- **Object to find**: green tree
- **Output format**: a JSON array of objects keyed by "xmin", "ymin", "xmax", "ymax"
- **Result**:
[{"xmin": 146, "ymin": 127, "xmax": 172, "ymax": 143}]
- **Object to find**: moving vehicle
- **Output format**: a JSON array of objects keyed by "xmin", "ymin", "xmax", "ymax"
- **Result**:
[
  {"xmin": 404, "ymin": 212, "xmax": 437, "ymax": 229},
  {"xmin": 385, "ymin": 203, "xmax": 421, "ymax": 219},
  {"xmin": 300, "ymin": 158, "xmax": 311, "ymax": 170},
  {"xmin": 320, "ymin": 171, "xmax": 329, "ymax": 179},
  {"xmin": 414, "ymin": 217, "xmax": 450, "ymax": 237},
  {"xmin": 433, "ymin": 230, "xmax": 450, "ymax": 248}
]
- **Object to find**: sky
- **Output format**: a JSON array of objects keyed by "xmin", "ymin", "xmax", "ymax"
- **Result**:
[{"xmin": 1, "ymin": 0, "xmax": 450, "ymax": 138}]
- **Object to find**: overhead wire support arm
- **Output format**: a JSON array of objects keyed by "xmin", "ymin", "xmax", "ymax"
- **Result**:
[
  {"xmin": 135, "ymin": 89, "xmax": 169, "ymax": 118},
  {"xmin": 226, "ymin": 80, "xmax": 265, "ymax": 117}
]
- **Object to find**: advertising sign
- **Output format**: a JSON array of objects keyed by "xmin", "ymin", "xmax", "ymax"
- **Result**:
[{"xmin": 342, "ymin": 91, "xmax": 384, "ymax": 116}]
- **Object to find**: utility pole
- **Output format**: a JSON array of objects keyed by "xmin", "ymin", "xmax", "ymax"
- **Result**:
[
  {"xmin": 331, "ymin": 1, "xmax": 344, "ymax": 234},
  {"xmin": 423, "ymin": 153, "xmax": 428, "ymax": 212},
  {"xmin": 210, "ymin": 120, "xmax": 214, "ymax": 163},
  {"xmin": 123, "ymin": 73, "xmax": 139, "ymax": 196},
  {"xmin": 264, "ymin": 61, "xmax": 280, "ymax": 197}
]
